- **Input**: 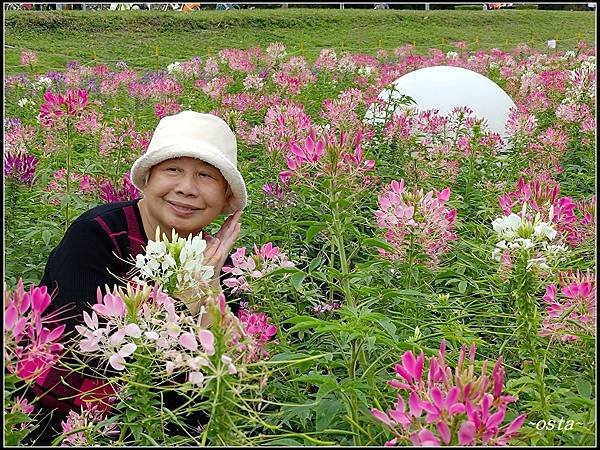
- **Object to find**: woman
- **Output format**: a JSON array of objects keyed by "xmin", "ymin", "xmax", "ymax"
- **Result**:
[{"xmin": 31, "ymin": 111, "xmax": 247, "ymax": 444}]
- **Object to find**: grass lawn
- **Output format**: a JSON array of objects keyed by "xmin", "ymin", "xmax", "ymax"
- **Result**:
[{"xmin": 4, "ymin": 8, "xmax": 596, "ymax": 74}]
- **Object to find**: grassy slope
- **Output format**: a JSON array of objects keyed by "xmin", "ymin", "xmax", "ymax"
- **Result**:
[{"xmin": 4, "ymin": 9, "xmax": 596, "ymax": 73}]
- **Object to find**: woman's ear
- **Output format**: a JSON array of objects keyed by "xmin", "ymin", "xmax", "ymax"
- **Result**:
[{"xmin": 222, "ymin": 185, "xmax": 234, "ymax": 213}]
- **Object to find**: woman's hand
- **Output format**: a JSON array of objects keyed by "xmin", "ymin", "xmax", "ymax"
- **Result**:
[{"xmin": 203, "ymin": 210, "xmax": 242, "ymax": 291}]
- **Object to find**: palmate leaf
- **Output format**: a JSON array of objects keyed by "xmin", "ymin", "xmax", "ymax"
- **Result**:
[{"xmin": 3, "ymin": 427, "xmax": 32, "ymax": 446}]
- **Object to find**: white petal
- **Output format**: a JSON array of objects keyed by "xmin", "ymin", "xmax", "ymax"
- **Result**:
[{"xmin": 118, "ymin": 342, "xmax": 137, "ymax": 358}]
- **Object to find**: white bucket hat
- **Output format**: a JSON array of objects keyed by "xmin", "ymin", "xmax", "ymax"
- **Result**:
[{"xmin": 131, "ymin": 111, "xmax": 247, "ymax": 214}]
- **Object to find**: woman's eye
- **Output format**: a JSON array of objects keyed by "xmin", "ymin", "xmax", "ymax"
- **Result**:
[
  {"xmin": 166, "ymin": 167, "xmax": 179, "ymax": 172},
  {"xmin": 198, "ymin": 172, "xmax": 213, "ymax": 178}
]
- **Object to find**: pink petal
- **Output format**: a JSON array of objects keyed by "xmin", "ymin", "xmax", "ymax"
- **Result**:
[
  {"xmin": 118, "ymin": 342, "xmax": 137, "ymax": 358},
  {"xmin": 458, "ymin": 420, "xmax": 476, "ymax": 445},
  {"xmin": 437, "ymin": 421, "xmax": 451, "ymax": 444},
  {"xmin": 486, "ymin": 408, "xmax": 506, "ymax": 429},
  {"xmin": 430, "ymin": 387, "xmax": 444, "ymax": 410},
  {"xmin": 401, "ymin": 351, "xmax": 417, "ymax": 380},
  {"xmin": 418, "ymin": 429, "xmax": 441, "ymax": 446},
  {"xmin": 109, "ymin": 354, "xmax": 126, "ymax": 371},
  {"xmin": 446, "ymin": 386, "xmax": 460, "ymax": 409},
  {"xmin": 45, "ymin": 324, "xmax": 66, "ymax": 343},
  {"xmin": 438, "ymin": 187, "xmax": 451, "ymax": 202},
  {"xmin": 30, "ymin": 286, "xmax": 51, "ymax": 315},
  {"xmin": 371, "ymin": 408, "xmax": 394, "ymax": 427},
  {"xmin": 198, "ymin": 329, "xmax": 215, "ymax": 355},
  {"xmin": 179, "ymin": 332, "xmax": 198, "ymax": 352},
  {"xmin": 394, "ymin": 363, "xmax": 414, "ymax": 383},
  {"xmin": 408, "ymin": 391, "xmax": 423, "ymax": 417},
  {"xmin": 5, "ymin": 304, "xmax": 18, "ymax": 330},
  {"xmin": 414, "ymin": 351, "xmax": 424, "ymax": 380},
  {"xmin": 503, "ymin": 414, "xmax": 526, "ymax": 435}
]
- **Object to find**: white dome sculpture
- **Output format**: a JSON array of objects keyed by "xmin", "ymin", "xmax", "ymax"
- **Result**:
[{"xmin": 364, "ymin": 65, "xmax": 517, "ymax": 141}]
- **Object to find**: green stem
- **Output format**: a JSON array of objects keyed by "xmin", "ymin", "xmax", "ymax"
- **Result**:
[
  {"xmin": 327, "ymin": 175, "xmax": 363, "ymax": 445},
  {"xmin": 534, "ymin": 357, "xmax": 548, "ymax": 420},
  {"xmin": 64, "ymin": 119, "xmax": 72, "ymax": 234},
  {"xmin": 329, "ymin": 180, "xmax": 353, "ymax": 308},
  {"xmin": 202, "ymin": 371, "xmax": 223, "ymax": 446},
  {"xmin": 6, "ymin": 180, "xmax": 18, "ymax": 232},
  {"xmin": 513, "ymin": 251, "xmax": 548, "ymax": 419},
  {"xmin": 114, "ymin": 145, "xmax": 123, "ymax": 184},
  {"xmin": 406, "ymin": 233, "xmax": 415, "ymax": 289}
]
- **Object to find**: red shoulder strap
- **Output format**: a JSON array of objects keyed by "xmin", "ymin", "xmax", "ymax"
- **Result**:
[{"xmin": 123, "ymin": 205, "xmax": 146, "ymax": 257}]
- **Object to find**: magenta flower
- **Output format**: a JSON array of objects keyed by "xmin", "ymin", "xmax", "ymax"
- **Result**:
[
  {"xmin": 39, "ymin": 88, "xmax": 89, "ymax": 128},
  {"xmin": 4, "ymin": 280, "xmax": 66, "ymax": 382},
  {"xmin": 4, "ymin": 152, "xmax": 39, "ymax": 186},
  {"xmin": 371, "ymin": 340, "xmax": 526, "ymax": 446},
  {"xmin": 99, "ymin": 172, "xmax": 141, "ymax": 203},
  {"xmin": 288, "ymin": 131, "xmax": 326, "ymax": 168},
  {"xmin": 223, "ymin": 242, "xmax": 295, "ymax": 293},
  {"xmin": 236, "ymin": 306, "xmax": 277, "ymax": 362},
  {"xmin": 540, "ymin": 269, "xmax": 596, "ymax": 341},
  {"xmin": 64, "ymin": 88, "xmax": 89, "ymax": 115}
]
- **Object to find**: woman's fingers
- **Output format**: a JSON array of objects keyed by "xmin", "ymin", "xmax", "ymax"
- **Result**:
[
  {"xmin": 216, "ymin": 210, "xmax": 242, "ymax": 240},
  {"xmin": 203, "ymin": 211, "xmax": 242, "ymax": 270}
]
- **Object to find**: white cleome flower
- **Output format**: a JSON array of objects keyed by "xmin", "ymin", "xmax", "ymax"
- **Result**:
[
  {"xmin": 492, "ymin": 213, "xmax": 522, "ymax": 239},
  {"xmin": 511, "ymin": 238, "xmax": 535, "ymax": 250},
  {"xmin": 527, "ymin": 256, "xmax": 550, "ymax": 270},
  {"xmin": 167, "ymin": 61, "xmax": 183, "ymax": 74},
  {"xmin": 542, "ymin": 243, "xmax": 569, "ymax": 255},
  {"xmin": 534, "ymin": 221, "xmax": 558, "ymax": 241}
]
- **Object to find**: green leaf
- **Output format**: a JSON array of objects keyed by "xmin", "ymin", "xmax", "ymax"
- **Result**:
[
  {"xmin": 140, "ymin": 432, "xmax": 160, "ymax": 446},
  {"xmin": 308, "ymin": 255, "xmax": 322, "ymax": 272},
  {"xmin": 3, "ymin": 428, "xmax": 31, "ymax": 446},
  {"xmin": 3, "ymin": 411, "xmax": 33, "ymax": 427},
  {"xmin": 305, "ymin": 223, "xmax": 327, "ymax": 243},
  {"xmin": 41, "ymin": 229, "xmax": 52, "ymax": 246},
  {"xmin": 316, "ymin": 397, "xmax": 343, "ymax": 431},
  {"xmin": 575, "ymin": 378, "xmax": 592, "ymax": 399},
  {"xmin": 269, "ymin": 351, "xmax": 310, "ymax": 362},
  {"xmin": 291, "ymin": 271, "xmax": 306, "ymax": 289},
  {"xmin": 361, "ymin": 237, "xmax": 395, "ymax": 253},
  {"xmin": 458, "ymin": 280, "xmax": 467, "ymax": 294},
  {"xmin": 377, "ymin": 319, "xmax": 397, "ymax": 339}
]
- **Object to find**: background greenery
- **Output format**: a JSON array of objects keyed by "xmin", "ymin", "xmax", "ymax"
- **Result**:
[{"xmin": 5, "ymin": 8, "xmax": 596, "ymax": 74}]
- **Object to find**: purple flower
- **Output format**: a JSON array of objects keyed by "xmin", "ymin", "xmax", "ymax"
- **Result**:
[
  {"xmin": 4, "ymin": 117, "xmax": 22, "ymax": 129},
  {"xmin": 66, "ymin": 60, "xmax": 81, "ymax": 69},
  {"xmin": 4, "ymin": 153, "xmax": 39, "ymax": 186},
  {"xmin": 99, "ymin": 172, "xmax": 141, "ymax": 203}
]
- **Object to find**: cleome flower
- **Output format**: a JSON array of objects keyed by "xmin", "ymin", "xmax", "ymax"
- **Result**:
[
  {"xmin": 75, "ymin": 283, "xmax": 220, "ymax": 383},
  {"xmin": 134, "ymin": 227, "xmax": 215, "ymax": 310},
  {"xmin": 375, "ymin": 179, "xmax": 457, "ymax": 268},
  {"xmin": 4, "ymin": 280, "xmax": 66, "ymax": 382},
  {"xmin": 371, "ymin": 340, "xmax": 526, "ymax": 446},
  {"xmin": 222, "ymin": 242, "xmax": 296, "ymax": 294},
  {"xmin": 539, "ymin": 269, "xmax": 596, "ymax": 342},
  {"xmin": 235, "ymin": 303, "xmax": 278, "ymax": 363},
  {"xmin": 491, "ymin": 202, "xmax": 568, "ymax": 272}
]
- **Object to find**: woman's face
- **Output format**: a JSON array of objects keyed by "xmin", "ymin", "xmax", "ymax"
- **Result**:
[{"xmin": 140, "ymin": 157, "xmax": 231, "ymax": 238}]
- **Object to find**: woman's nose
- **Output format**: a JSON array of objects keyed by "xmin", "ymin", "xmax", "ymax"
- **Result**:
[{"xmin": 175, "ymin": 174, "xmax": 199, "ymax": 196}]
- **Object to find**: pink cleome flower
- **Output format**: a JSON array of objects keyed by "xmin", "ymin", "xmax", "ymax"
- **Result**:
[
  {"xmin": 371, "ymin": 340, "xmax": 526, "ymax": 446},
  {"xmin": 4, "ymin": 280, "xmax": 66, "ymax": 382}
]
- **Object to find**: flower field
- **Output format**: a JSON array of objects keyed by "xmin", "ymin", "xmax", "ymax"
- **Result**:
[{"xmin": 4, "ymin": 40, "xmax": 596, "ymax": 446}]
